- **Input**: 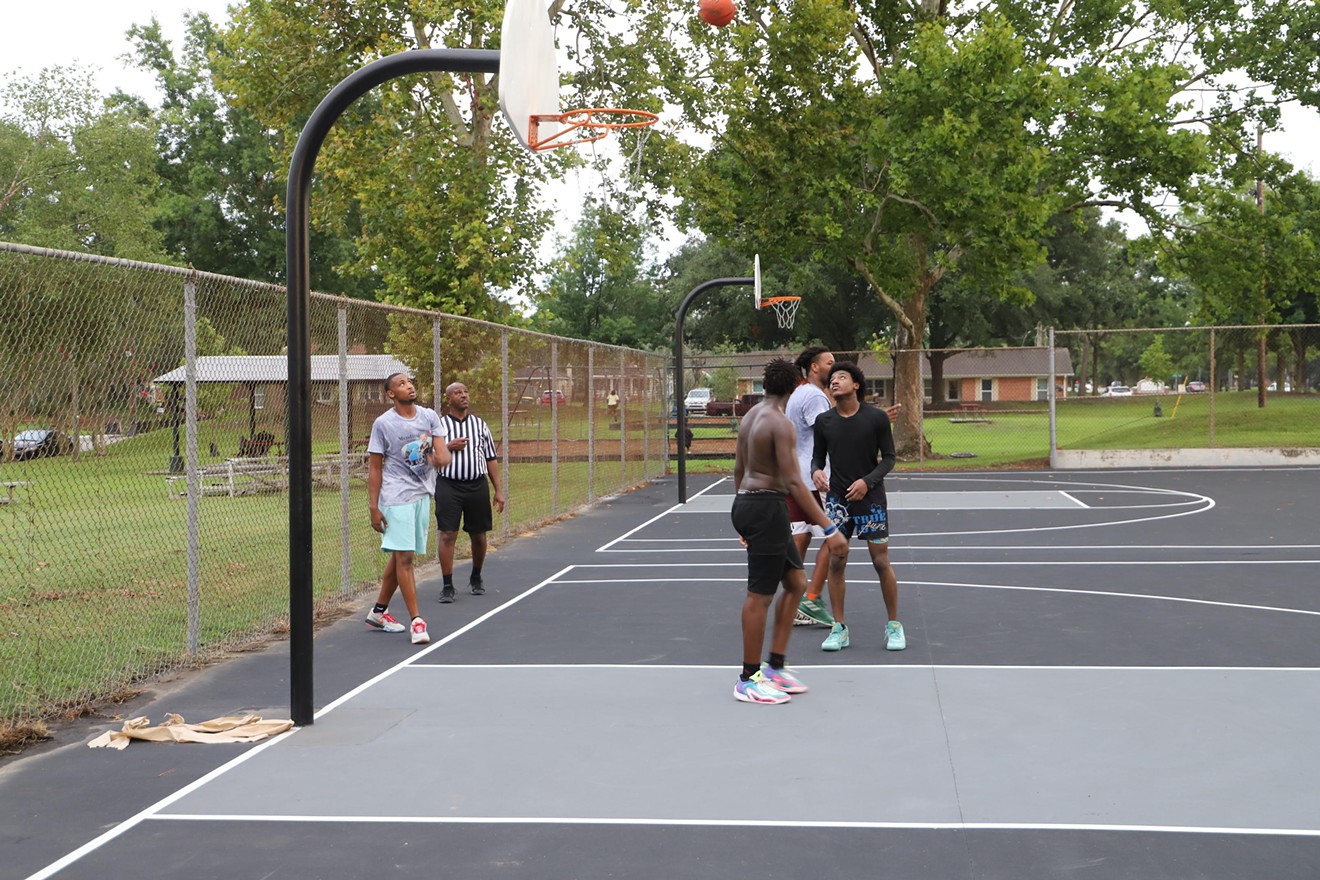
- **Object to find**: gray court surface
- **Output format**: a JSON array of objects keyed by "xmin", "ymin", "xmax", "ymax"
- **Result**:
[{"xmin": 5, "ymin": 467, "xmax": 1320, "ymax": 880}]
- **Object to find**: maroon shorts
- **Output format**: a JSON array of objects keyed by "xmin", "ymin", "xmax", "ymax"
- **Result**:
[{"xmin": 786, "ymin": 490, "xmax": 823, "ymax": 524}]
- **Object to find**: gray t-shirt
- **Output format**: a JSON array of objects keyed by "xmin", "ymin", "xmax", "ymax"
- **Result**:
[
  {"xmin": 785, "ymin": 382, "xmax": 832, "ymax": 483},
  {"xmin": 368, "ymin": 406, "xmax": 447, "ymax": 506}
]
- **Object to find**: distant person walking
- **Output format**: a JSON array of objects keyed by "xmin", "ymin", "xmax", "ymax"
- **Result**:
[
  {"xmin": 730, "ymin": 358, "xmax": 848, "ymax": 704},
  {"xmin": 810, "ymin": 361, "xmax": 905, "ymax": 652},
  {"xmin": 435, "ymin": 382, "xmax": 505, "ymax": 603},
  {"xmin": 607, "ymin": 388, "xmax": 620, "ymax": 422},
  {"xmin": 365, "ymin": 373, "xmax": 451, "ymax": 645}
]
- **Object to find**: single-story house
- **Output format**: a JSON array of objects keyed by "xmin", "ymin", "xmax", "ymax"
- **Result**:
[{"xmin": 154, "ymin": 354, "xmax": 411, "ymax": 446}]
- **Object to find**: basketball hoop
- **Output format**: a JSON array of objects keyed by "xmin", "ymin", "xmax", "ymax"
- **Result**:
[
  {"xmin": 528, "ymin": 108, "xmax": 659, "ymax": 152},
  {"xmin": 760, "ymin": 295, "xmax": 802, "ymax": 330}
]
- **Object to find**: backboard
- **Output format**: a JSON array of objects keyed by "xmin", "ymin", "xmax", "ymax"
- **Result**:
[{"xmin": 499, "ymin": 0, "xmax": 562, "ymax": 150}]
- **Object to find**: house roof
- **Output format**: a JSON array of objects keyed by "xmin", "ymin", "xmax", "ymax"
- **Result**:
[
  {"xmin": 721, "ymin": 347, "xmax": 1074, "ymax": 380},
  {"xmin": 154, "ymin": 355, "xmax": 411, "ymax": 384}
]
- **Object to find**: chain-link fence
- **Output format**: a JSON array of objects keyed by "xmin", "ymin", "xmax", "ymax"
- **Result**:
[
  {"xmin": 0, "ymin": 241, "xmax": 668, "ymax": 733},
  {"xmin": 677, "ymin": 335, "xmax": 1320, "ymax": 468}
]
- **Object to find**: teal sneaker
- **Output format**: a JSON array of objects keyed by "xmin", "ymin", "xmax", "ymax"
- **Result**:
[
  {"xmin": 885, "ymin": 620, "xmax": 906, "ymax": 651},
  {"xmin": 821, "ymin": 622, "xmax": 850, "ymax": 652},
  {"xmin": 796, "ymin": 597, "xmax": 834, "ymax": 627}
]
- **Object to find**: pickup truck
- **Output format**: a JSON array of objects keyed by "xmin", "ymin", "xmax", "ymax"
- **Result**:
[{"xmin": 705, "ymin": 393, "xmax": 764, "ymax": 417}]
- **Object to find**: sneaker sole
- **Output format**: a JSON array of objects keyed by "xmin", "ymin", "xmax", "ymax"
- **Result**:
[
  {"xmin": 411, "ymin": 635, "xmax": 430, "ymax": 645},
  {"xmin": 438, "ymin": 595, "xmax": 455, "ymax": 604},
  {"xmin": 733, "ymin": 688, "xmax": 790, "ymax": 704},
  {"xmin": 821, "ymin": 637, "xmax": 850, "ymax": 652},
  {"xmin": 364, "ymin": 620, "xmax": 404, "ymax": 633},
  {"xmin": 886, "ymin": 639, "xmax": 906, "ymax": 651}
]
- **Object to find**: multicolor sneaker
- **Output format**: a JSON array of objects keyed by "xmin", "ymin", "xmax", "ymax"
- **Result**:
[
  {"xmin": 410, "ymin": 617, "xmax": 430, "ymax": 645},
  {"xmin": 885, "ymin": 620, "xmax": 906, "ymax": 651},
  {"xmin": 760, "ymin": 665, "xmax": 808, "ymax": 694},
  {"xmin": 821, "ymin": 622, "xmax": 850, "ymax": 652},
  {"xmin": 365, "ymin": 610, "xmax": 405, "ymax": 633},
  {"xmin": 796, "ymin": 597, "xmax": 834, "ymax": 627},
  {"xmin": 733, "ymin": 670, "xmax": 791, "ymax": 704}
]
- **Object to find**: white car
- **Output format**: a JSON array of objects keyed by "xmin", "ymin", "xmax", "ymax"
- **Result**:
[
  {"xmin": 684, "ymin": 387, "xmax": 713, "ymax": 414},
  {"xmin": 1103, "ymin": 384, "xmax": 1133, "ymax": 397}
]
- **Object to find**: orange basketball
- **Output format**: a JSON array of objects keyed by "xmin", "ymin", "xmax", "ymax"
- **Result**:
[{"xmin": 698, "ymin": 0, "xmax": 737, "ymax": 28}]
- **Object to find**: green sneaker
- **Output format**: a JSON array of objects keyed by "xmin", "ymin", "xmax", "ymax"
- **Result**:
[
  {"xmin": 821, "ymin": 622, "xmax": 850, "ymax": 652},
  {"xmin": 796, "ymin": 597, "xmax": 835, "ymax": 627},
  {"xmin": 885, "ymin": 620, "xmax": 906, "ymax": 651}
]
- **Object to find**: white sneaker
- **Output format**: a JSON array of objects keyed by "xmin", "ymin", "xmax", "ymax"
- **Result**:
[
  {"xmin": 365, "ymin": 610, "xmax": 405, "ymax": 633},
  {"xmin": 410, "ymin": 617, "xmax": 430, "ymax": 645}
]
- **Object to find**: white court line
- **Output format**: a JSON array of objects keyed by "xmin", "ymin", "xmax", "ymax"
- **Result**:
[
  {"xmin": 1057, "ymin": 491, "xmax": 1089, "ymax": 508},
  {"xmin": 144, "ymin": 813, "xmax": 1320, "ymax": 838},
  {"xmin": 385, "ymin": 663, "xmax": 1320, "ymax": 672},
  {"xmin": 23, "ymin": 567, "xmax": 577, "ymax": 880},
  {"xmin": 613, "ymin": 541, "xmax": 1320, "ymax": 550},
  {"xmin": 549, "ymin": 576, "xmax": 1320, "ymax": 618},
  {"xmin": 564, "ymin": 560, "xmax": 1320, "ymax": 567},
  {"xmin": 594, "ymin": 476, "xmax": 727, "ymax": 552}
]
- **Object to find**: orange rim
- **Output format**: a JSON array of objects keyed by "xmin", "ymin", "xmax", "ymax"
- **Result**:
[{"xmin": 528, "ymin": 108, "xmax": 658, "ymax": 152}]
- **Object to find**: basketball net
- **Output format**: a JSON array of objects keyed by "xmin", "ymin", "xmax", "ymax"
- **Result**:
[{"xmin": 760, "ymin": 296, "xmax": 801, "ymax": 330}]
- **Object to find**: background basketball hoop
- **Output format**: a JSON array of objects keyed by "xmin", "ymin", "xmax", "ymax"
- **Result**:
[{"xmin": 760, "ymin": 295, "xmax": 802, "ymax": 330}]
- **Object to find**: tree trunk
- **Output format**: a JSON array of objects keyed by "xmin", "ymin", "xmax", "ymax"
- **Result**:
[
  {"xmin": 928, "ymin": 349, "xmax": 950, "ymax": 406},
  {"xmin": 1292, "ymin": 329, "xmax": 1309, "ymax": 395},
  {"xmin": 1257, "ymin": 333, "xmax": 1267, "ymax": 408}
]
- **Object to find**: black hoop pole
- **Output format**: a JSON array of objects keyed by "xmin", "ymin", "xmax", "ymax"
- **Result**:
[
  {"xmin": 673, "ymin": 277, "xmax": 754, "ymax": 504},
  {"xmin": 287, "ymin": 49, "xmax": 500, "ymax": 727}
]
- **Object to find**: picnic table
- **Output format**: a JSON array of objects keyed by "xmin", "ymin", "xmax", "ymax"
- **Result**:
[
  {"xmin": 166, "ymin": 454, "xmax": 367, "ymax": 498},
  {"xmin": 0, "ymin": 480, "xmax": 30, "ymax": 504}
]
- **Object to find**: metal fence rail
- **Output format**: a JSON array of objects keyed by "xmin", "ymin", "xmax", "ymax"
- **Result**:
[{"xmin": 0, "ymin": 241, "xmax": 668, "ymax": 732}]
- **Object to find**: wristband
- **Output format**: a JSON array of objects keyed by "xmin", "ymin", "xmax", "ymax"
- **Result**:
[{"xmin": 821, "ymin": 524, "xmax": 837, "ymax": 537}]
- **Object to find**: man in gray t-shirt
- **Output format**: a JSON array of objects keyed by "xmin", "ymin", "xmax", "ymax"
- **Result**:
[{"xmin": 365, "ymin": 373, "xmax": 450, "ymax": 645}]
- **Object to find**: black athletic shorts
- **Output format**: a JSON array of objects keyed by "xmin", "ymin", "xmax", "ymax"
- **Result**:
[
  {"xmin": 730, "ymin": 491, "xmax": 803, "ymax": 596},
  {"xmin": 435, "ymin": 476, "xmax": 493, "ymax": 534}
]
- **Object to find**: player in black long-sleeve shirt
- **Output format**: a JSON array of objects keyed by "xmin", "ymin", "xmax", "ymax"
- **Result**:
[{"xmin": 810, "ymin": 361, "xmax": 906, "ymax": 652}]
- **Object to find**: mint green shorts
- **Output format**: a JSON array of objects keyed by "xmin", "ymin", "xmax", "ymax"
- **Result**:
[{"xmin": 381, "ymin": 497, "xmax": 431, "ymax": 554}]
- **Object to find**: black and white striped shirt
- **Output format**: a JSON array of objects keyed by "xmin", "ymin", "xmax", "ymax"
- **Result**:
[{"xmin": 437, "ymin": 412, "xmax": 498, "ymax": 481}]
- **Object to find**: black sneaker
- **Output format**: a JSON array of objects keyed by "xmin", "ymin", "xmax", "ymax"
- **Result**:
[
  {"xmin": 469, "ymin": 579, "xmax": 485, "ymax": 596},
  {"xmin": 438, "ymin": 585, "xmax": 456, "ymax": 604}
]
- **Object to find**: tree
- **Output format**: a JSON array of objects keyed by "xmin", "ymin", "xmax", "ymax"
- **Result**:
[
  {"xmin": 125, "ymin": 14, "xmax": 371, "ymax": 296},
  {"xmin": 537, "ymin": 201, "xmax": 669, "ymax": 348},
  {"xmin": 0, "ymin": 66, "xmax": 165, "ymax": 260},
  {"xmin": 213, "ymin": 0, "xmax": 563, "ymax": 320},
  {"xmin": 570, "ymin": 0, "xmax": 1311, "ymax": 455},
  {"xmin": 1138, "ymin": 336, "xmax": 1175, "ymax": 387}
]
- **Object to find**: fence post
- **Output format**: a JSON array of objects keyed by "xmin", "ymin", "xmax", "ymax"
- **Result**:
[
  {"xmin": 587, "ymin": 346, "xmax": 596, "ymax": 502},
  {"xmin": 1209, "ymin": 328, "xmax": 1216, "ymax": 447},
  {"xmin": 619, "ymin": 349, "xmax": 627, "ymax": 489},
  {"xmin": 551, "ymin": 341, "xmax": 559, "ymax": 515},
  {"xmin": 433, "ymin": 318, "xmax": 442, "ymax": 409},
  {"xmin": 1048, "ymin": 329, "xmax": 1057, "ymax": 466},
  {"xmin": 338, "ymin": 305, "xmax": 351, "ymax": 596},
  {"xmin": 184, "ymin": 275, "xmax": 201, "ymax": 656},
  {"xmin": 501, "ymin": 329, "xmax": 511, "ymax": 533},
  {"xmin": 642, "ymin": 355, "xmax": 649, "ymax": 478}
]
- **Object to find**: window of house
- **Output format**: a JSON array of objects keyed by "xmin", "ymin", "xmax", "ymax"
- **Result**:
[
  {"xmin": 864, "ymin": 379, "xmax": 885, "ymax": 401},
  {"xmin": 947, "ymin": 381, "xmax": 959, "ymax": 402},
  {"xmin": 980, "ymin": 378, "xmax": 993, "ymax": 402},
  {"xmin": 315, "ymin": 385, "xmax": 338, "ymax": 404},
  {"xmin": 361, "ymin": 383, "xmax": 383, "ymax": 403},
  {"xmin": 253, "ymin": 386, "xmax": 266, "ymax": 410},
  {"xmin": 1036, "ymin": 377, "xmax": 1049, "ymax": 401}
]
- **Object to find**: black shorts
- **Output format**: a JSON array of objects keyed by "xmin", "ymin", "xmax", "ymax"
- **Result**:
[
  {"xmin": 823, "ymin": 491, "xmax": 890, "ymax": 544},
  {"xmin": 730, "ymin": 491, "xmax": 803, "ymax": 596},
  {"xmin": 435, "ymin": 477, "xmax": 493, "ymax": 534}
]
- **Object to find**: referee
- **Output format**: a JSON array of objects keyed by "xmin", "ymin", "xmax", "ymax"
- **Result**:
[{"xmin": 435, "ymin": 381, "xmax": 505, "ymax": 603}]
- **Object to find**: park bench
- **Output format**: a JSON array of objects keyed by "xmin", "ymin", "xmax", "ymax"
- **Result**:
[{"xmin": 0, "ymin": 480, "xmax": 31, "ymax": 505}]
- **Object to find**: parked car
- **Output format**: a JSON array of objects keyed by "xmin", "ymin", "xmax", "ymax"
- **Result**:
[
  {"xmin": 1186, "ymin": 380, "xmax": 1208, "ymax": 393},
  {"xmin": 1103, "ymin": 384, "xmax": 1133, "ymax": 398},
  {"xmin": 7, "ymin": 429, "xmax": 74, "ymax": 460},
  {"xmin": 684, "ymin": 387, "xmax": 713, "ymax": 415},
  {"xmin": 539, "ymin": 389, "xmax": 566, "ymax": 405},
  {"xmin": 706, "ymin": 393, "xmax": 764, "ymax": 417}
]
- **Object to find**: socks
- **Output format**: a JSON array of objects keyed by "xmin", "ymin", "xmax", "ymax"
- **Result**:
[
  {"xmin": 443, "ymin": 574, "xmax": 454, "ymax": 588},
  {"xmin": 470, "ymin": 566, "xmax": 483, "ymax": 583},
  {"xmin": 769, "ymin": 653, "xmax": 785, "ymax": 670},
  {"xmin": 740, "ymin": 662, "xmax": 759, "ymax": 681},
  {"xmin": 372, "ymin": 603, "xmax": 388, "ymax": 614}
]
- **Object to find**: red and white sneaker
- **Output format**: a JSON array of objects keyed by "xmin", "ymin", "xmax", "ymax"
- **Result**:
[
  {"xmin": 365, "ymin": 610, "xmax": 405, "ymax": 633},
  {"xmin": 410, "ymin": 617, "xmax": 430, "ymax": 645}
]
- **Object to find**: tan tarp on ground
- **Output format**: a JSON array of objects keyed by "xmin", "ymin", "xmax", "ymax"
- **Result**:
[{"xmin": 88, "ymin": 714, "xmax": 293, "ymax": 749}]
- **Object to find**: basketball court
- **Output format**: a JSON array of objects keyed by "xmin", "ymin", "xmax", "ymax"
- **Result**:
[{"xmin": 8, "ymin": 466, "xmax": 1320, "ymax": 880}]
